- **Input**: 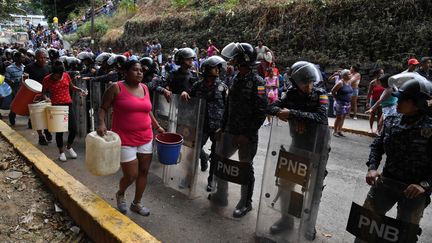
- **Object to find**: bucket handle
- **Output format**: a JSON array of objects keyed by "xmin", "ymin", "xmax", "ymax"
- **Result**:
[
  {"xmin": 176, "ymin": 151, "xmax": 182, "ymax": 164},
  {"xmin": 33, "ymin": 94, "xmax": 43, "ymax": 103}
]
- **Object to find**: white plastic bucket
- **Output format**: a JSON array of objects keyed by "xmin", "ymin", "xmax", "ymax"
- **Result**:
[
  {"xmin": 28, "ymin": 102, "xmax": 51, "ymax": 130},
  {"xmin": 85, "ymin": 131, "xmax": 121, "ymax": 176},
  {"xmin": 46, "ymin": 106, "xmax": 69, "ymax": 133}
]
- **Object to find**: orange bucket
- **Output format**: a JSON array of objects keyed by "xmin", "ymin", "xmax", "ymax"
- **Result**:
[{"xmin": 11, "ymin": 79, "xmax": 42, "ymax": 116}]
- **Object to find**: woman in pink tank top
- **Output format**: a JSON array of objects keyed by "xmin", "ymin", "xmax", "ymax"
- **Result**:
[{"xmin": 97, "ymin": 60, "xmax": 165, "ymax": 216}]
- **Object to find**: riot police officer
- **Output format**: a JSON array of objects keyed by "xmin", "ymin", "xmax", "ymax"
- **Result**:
[
  {"xmin": 266, "ymin": 61, "xmax": 330, "ymax": 240},
  {"xmin": 358, "ymin": 74, "xmax": 432, "ymax": 242},
  {"xmin": 182, "ymin": 55, "xmax": 228, "ymax": 190},
  {"xmin": 95, "ymin": 52, "xmax": 112, "ymax": 76},
  {"xmin": 48, "ymin": 48, "xmax": 60, "ymax": 65},
  {"xmin": 77, "ymin": 51, "xmax": 96, "ymax": 77},
  {"xmin": 139, "ymin": 57, "xmax": 171, "ymax": 102},
  {"xmin": 166, "ymin": 47, "xmax": 198, "ymax": 96},
  {"xmin": 209, "ymin": 42, "xmax": 267, "ymax": 218},
  {"xmin": 90, "ymin": 55, "xmax": 127, "ymax": 84}
]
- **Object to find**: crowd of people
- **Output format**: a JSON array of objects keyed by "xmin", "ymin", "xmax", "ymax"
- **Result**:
[{"xmin": 0, "ymin": 36, "xmax": 431, "ymax": 241}]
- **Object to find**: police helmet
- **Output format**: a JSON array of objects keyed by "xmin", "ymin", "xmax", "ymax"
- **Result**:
[
  {"xmin": 4, "ymin": 48, "xmax": 13, "ymax": 58},
  {"xmin": 66, "ymin": 57, "xmax": 81, "ymax": 66},
  {"xmin": 26, "ymin": 49, "xmax": 35, "ymax": 57},
  {"xmin": 48, "ymin": 48, "xmax": 60, "ymax": 60},
  {"xmin": 107, "ymin": 54, "xmax": 127, "ymax": 69},
  {"xmin": 139, "ymin": 57, "xmax": 157, "ymax": 75},
  {"xmin": 58, "ymin": 55, "xmax": 68, "ymax": 63},
  {"xmin": 392, "ymin": 75, "xmax": 432, "ymax": 111},
  {"xmin": 77, "ymin": 51, "xmax": 95, "ymax": 62},
  {"xmin": 95, "ymin": 52, "xmax": 112, "ymax": 65},
  {"xmin": 221, "ymin": 42, "xmax": 257, "ymax": 66},
  {"xmin": 388, "ymin": 72, "xmax": 426, "ymax": 88},
  {"xmin": 201, "ymin": 55, "xmax": 227, "ymax": 75},
  {"xmin": 290, "ymin": 61, "xmax": 323, "ymax": 86},
  {"xmin": 174, "ymin": 48, "xmax": 196, "ymax": 65}
]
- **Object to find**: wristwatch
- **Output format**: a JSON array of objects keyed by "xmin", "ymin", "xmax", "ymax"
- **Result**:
[{"xmin": 419, "ymin": 181, "xmax": 430, "ymax": 190}]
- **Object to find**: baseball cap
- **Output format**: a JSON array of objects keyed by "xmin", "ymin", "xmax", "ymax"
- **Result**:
[{"xmin": 408, "ymin": 58, "xmax": 419, "ymax": 66}]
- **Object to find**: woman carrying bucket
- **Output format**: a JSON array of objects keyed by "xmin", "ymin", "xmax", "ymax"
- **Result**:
[
  {"xmin": 97, "ymin": 60, "xmax": 165, "ymax": 216},
  {"xmin": 42, "ymin": 61, "xmax": 87, "ymax": 162}
]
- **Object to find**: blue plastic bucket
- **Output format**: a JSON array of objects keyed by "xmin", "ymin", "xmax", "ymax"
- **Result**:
[{"xmin": 155, "ymin": 133, "xmax": 183, "ymax": 165}]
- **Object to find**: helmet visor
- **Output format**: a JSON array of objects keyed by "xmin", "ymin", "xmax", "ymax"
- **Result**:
[
  {"xmin": 221, "ymin": 42, "xmax": 241, "ymax": 59},
  {"xmin": 291, "ymin": 62, "xmax": 323, "ymax": 85}
]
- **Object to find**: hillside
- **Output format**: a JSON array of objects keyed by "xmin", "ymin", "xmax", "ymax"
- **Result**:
[{"xmin": 100, "ymin": 0, "xmax": 432, "ymax": 77}]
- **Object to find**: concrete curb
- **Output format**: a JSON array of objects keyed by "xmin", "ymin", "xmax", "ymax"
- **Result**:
[
  {"xmin": 0, "ymin": 120, "xmax": 159, "ymax": 243},
  {"xmin": 329, "ymin": 125, "xmax": 375, "ymax": 138}
]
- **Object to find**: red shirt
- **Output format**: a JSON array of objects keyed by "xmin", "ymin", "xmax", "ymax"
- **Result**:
[
  {"xmin": 371, "ymin": 84, "xmax": 385, "ymax": 101},
  {"xmin": 42, "ymin": 72, "xmax": 73, "ymax": 105}
]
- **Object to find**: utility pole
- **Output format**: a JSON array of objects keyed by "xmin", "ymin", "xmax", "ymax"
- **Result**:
[
  {"xmin": 54, "ymin": 0, "xmax": 57, "ymax": 17},
  {"xmin": 90, "ymin": 0, "xmax": 95, "ymax": 49}
]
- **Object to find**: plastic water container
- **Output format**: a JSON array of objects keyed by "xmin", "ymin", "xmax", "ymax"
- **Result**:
[
  {"xmin": 155, "ymin": 133, "xmax": 183, "ymax": 165},
  {"xmin": 11, "ymin": 79, "xmax": 42, "ymax": 116},
  {"xmin": 85, "ymin": 131, "xmax": 121, "ymax": 176},
  {"xmin": 28, "ymin": 102, "xmax": 51, "ymax": 130},
  {"xmin": 46, "ymin": 106, "xmax": 69, "ymax": 132}
]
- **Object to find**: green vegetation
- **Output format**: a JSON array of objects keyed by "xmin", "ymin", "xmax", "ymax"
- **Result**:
[
  {"xmin": 77, "ymin": 17, "xmax": 109, "ymax": 40},
  {"xmin": 172, "ymin": 0, "xmax": 190, "ymax": 8},
  {"xmin": 112, "ymin": 0, "xmax": 432, "ymax": 75},
  {"xmin": 0, "ymin": 0, "xmax": 26, "ymax": 20}
]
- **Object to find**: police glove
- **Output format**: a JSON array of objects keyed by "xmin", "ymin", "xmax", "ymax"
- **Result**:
[
  {"xmin": 277, "ymin": 108, "xmax": 290, "ymax": 122},
  {"xmin": 404, "ymin": 184, "xmax": 425, "ymax": 199},
  {"xmin": 366, "ymin": 170, "xmax": 380, "ymax": 186}
]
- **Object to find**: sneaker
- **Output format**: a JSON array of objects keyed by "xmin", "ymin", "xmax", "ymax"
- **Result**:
[
  {"xmin": 38, "ymin": 136, "xmax": 48, "ymax": 146},
  {"xmin": 116, "ymin": 192, "xmax": 128, "ymax": 214},
  {"xmin": 59, "ymin": 153, "xmax": 67, "ymax": 162},
  {"xmin": 66, "ymin": 148, "xmax": 77, "ymax": 159},
  {"xmin": 353, "ymin": 116, "xmax": 358, "ymax": 120},
  {"xmin": 338, "ymin": 132, "xmax": 346, "ymax": 137},
  {"xmin": 130, "ymin": 202, "xmax": 150, "ymax": 216}
]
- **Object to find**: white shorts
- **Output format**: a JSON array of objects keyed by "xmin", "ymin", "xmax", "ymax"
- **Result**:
[{"xmin": 121, "ymin": 141, "xmax": 153, "ymax": 163}]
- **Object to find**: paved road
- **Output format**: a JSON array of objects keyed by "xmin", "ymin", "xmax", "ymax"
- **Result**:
[{"xmin": 5, "ymin": 115, "xmax": 432, "ymax": 243}]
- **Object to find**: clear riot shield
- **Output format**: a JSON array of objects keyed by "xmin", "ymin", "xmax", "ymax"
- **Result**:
[
  {"xmin": 72, "ymin": 77, "xmax": 88, "ymax": 137},
  {"xmin": 209, "ymin": 132, "xmax": 255, "ymax": 215},
  {"xmin": 151, "ymin": 93, "xmax": 205, "ymax": 198},
  {"xmin": 87, "ymin": 80, "xmax": 102, "ymax": 132},
  {"xmin": 256, "ymin": 118, "xmax": 330, "ymax": 242},
  {"xmin": 345, "ymin": 176, "xmax": 420, "ymax": 243}
]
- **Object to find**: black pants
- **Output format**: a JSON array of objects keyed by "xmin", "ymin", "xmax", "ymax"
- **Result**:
[
  {"xmin": 200, "ymin": 131, "xmax": 217, "ymax": 184},
  {"xmin": 8, "ymin": 82, "xmax": 20, "ymax": 124},
  {"xmin": 54, "ymin": 103, "xmax": 77, "ymax": 149}
]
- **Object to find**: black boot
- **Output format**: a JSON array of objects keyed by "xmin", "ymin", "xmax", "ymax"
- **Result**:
[
  {"xmin": 38, "ymin": 136, "xmax": 48, "ymax": 146},
  {"xmin": 44, "ymin": 130, "xmax": 52, "ymax": 142},
  {"xmin": 200, "ymin": 151, "xmax": 209, "ymax": 172},
  {"xmin": 233, "ymin": 185, "xmax": 252, "ymax": 218},
  {"xmin": 269, "ymin": 216, "xmax": 294, "ymax": 234},
  {"xmin": 208, "ymin": 177, "xmax": 228, "ymax": 207}
]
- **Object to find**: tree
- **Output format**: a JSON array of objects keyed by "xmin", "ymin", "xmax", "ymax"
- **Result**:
[
  {"xmin": 40, "ymin": 0, "xmax": 91, "ymax": 24},
  {"xmin": 0, "ymin": 0, "xmax": 26, "ymax": 20}
]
